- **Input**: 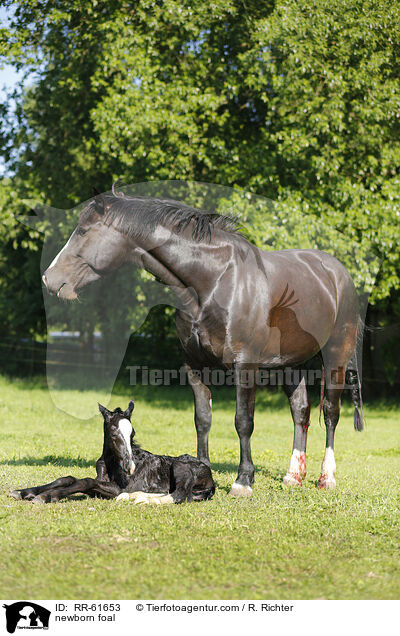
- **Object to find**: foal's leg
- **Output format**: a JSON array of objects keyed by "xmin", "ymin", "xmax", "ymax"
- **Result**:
[
  {"xmin": 283, "ymin": 377, "xmax": 311, "ymax": 486},
  {"xmin": 117, "ymin": 463, "xmax": 195, "ymax": 505},
  {"xmin": 29, "ymin": 478, "xmax": 120, "ymax": 503},
  {"xmin": 230, "ymin": 370, "xmax": 257, "ymax": 497},
  {"xmin": 185, "ymin": 362, "xmax": 212, "ymax": 466},
  {"xmin": 117, "ymin": 492, "xmax": 174, "ymax": 504},
  {"xmin": 95, "ymin": 455, "xmax": 109, "ymax": 481},
  {"xmin": 9, "ymin": 476, "xmax": 77, "ymax": 500}
]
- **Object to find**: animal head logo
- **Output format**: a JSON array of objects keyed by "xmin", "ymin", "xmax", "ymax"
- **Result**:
[{"xmin": 2, "ymin": 602, "xmax": 51, "ymax": 634}]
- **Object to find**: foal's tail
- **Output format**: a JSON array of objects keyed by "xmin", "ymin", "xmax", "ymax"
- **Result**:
[
  {"xmin": 192, "ymin": 485, "xmax": 216, "ymax": 501},
  {"xmin": 346, "ymin": 317, "xmax": 366, "ymax": 432}
]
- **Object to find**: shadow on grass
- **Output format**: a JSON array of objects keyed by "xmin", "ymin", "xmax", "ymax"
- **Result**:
[
  {"xmin": 1, "ymin": 374, "xmax": 292, "ymax": 410},
  {"xmin": 4, "ymin": 457, "xmax": 287, "ymax": 482},
  {"xmin": 212, "ymin": 461, "xmax": 284, "ymax": 486},
  {"xmin": 1, "ymin": 455, "xmax": 96, "ymax": 468}
]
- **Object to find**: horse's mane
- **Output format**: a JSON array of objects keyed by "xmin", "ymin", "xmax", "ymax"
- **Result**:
[{"xmin": 82, "ymin": 192, "xmax": 241, "ymax": 242}]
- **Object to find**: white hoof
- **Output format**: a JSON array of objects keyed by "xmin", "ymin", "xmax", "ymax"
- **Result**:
[
  {"xmin": 133, "ymin": 492, "xmax": 150, "ymax": 504},
  {"xmin": 318, "ymin": 448, "xmax": 336, "ymax": 489},
  {"xmin": 229, "ymin": 483, "xmax": 253, "ymax": 497},
  {"xmin": 116, "ymin": 492, "xmax": 130, "ymax": 502},
  {"xmin": 283, "ymin": 472, "xmax": 303, "ymax": 487},
  {"xmin": 9, "ymin": 490, "xmax": 22, "ymax": 500},
  {"xmin": 135, "ymin": 493, "xmax": 174, "ymax": 505},
  {"xmin": 317, "ymin": 475, "xmax": 336, "ymax": 490}
]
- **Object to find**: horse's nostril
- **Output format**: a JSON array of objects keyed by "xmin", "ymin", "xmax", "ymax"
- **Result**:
[{"xmin": 42, "ymin": 274, "xmax": 47, "ymax": 288}]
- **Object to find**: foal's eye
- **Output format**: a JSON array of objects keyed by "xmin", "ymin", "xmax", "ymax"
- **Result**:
[{"xmin": 76, "ymin": 226, "xmax": 87, "ymax": 237}]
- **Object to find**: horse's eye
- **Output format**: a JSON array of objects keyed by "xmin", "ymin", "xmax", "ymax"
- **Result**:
[{"xmin": 76, "ymin": 227, "xmax": 87, "ymax": 237}]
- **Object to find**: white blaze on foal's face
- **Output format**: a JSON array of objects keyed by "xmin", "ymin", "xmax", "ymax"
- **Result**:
[{"xmin": 118, "ymin": 418, "xmax": 135, "ymax": 474}]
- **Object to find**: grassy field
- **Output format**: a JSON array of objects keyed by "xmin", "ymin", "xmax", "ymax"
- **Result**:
[{"xmin": 0, "ymin": 375, "xmax": 399, "ymax": 600}]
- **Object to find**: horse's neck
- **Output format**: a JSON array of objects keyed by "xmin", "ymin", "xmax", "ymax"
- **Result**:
[{"xmin": 131, "ymin": 230, "xmax": 232, "ymax": 318}]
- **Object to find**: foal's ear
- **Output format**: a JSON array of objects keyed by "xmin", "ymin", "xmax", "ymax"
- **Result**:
[
  {"xmin": 98, "ymin": 403, "xmax": 109, "ymax": 417},
  {"xmin": 125, "ymin": 399, "xmax": 135, "ymax": 420}
]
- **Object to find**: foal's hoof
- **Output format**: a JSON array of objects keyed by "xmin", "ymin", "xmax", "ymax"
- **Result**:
[
  {"xmin": 116, "ymin": 492, "xmax": 130, "ymax": 502},
  {"xmin": 317, "ymin": 474, "xmax": 336, "ymax": 490},
  {"xmin": 9, "ymin": 490, "xmax": 22, "ymax": 500},
  {"xmin": 31, "ymin": 494, "xmax": 47, "ymax": 504},
  {"xmin": 283, "ymin": 472, "xmax": 303, "ymax": 487},
  {"xmin": 229, "ymin": 483, "xmax": 253, "ymax": 497}
]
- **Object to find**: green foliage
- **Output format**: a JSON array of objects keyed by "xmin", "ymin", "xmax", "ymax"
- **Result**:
[
  {"xmin": 0, "ymin": 179, "xmax": 45, "ymax": 337},
  {"xmin": 0, "ymin": 0, "xmax": 399, "ymax": 355}
]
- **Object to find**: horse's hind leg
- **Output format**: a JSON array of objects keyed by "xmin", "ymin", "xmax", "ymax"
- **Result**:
[
  {"xmin": 319, "ymin": 336, "xmax": 356, "ymax": 489},
  {"xmin": 9, "ymin": 476, "xmax": 76, "ymax": 500},
  {"xmin": 317, "ymin": 378, "xmax": 342, "ymax": 489},
  {"xmin": 283, "ymin": 376, "xmax": 311, "ymax": 486}
]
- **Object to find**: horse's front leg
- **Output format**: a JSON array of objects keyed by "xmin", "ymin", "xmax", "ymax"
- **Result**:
[
  {"xmin": 185, "ymin": 362, "xmax": 212, "ymax": 466},
  {"xmin": 229, "ymin": 370, "xmax": 256, "ymax": 497}
]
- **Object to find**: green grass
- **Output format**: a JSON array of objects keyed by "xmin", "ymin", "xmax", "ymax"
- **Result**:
[{"xmin": 0, "ymin": 375, "xmax": 399, "ymax": 600}]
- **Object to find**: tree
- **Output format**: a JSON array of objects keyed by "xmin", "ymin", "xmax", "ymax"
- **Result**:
[{"xmin": 0, "ymin": 0, "xmax": 399, "ymax": 384}]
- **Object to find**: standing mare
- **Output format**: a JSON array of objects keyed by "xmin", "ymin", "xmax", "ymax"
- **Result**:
[{"xmin": 41, "ymin": 190, "xmax": 364, "ymax": 494}]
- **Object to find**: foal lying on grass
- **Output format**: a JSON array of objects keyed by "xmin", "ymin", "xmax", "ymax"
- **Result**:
[{"xmin": 10, "ymin": 399, "xmax": 215, "ymax": 505}]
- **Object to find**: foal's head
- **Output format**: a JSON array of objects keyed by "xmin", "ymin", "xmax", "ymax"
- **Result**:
[{"xmin": 98, "ymin": 399, "xmax": 136, "ymax": 476}]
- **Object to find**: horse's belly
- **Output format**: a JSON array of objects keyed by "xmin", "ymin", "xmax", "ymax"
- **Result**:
[{"xmin": 260, "ymin": 301, "xmax": 334, "ymax": 366}]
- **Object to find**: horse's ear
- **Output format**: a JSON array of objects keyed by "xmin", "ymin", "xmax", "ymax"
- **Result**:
[
  {"xmin": 98, "ymin": 403, "xmax": 109, "ymax": 417},
  {"xmin": 91, "ymin": 187, "xmax": 108, "ymax": 216},
  {"xmin": 125, "ymin": 399, "xmax": 135, "ymax": 419}
]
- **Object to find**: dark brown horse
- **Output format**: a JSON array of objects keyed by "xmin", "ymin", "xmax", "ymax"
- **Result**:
[{"xmin": 42, "ymin": 190, "xmax": 364, "ymax": 494}]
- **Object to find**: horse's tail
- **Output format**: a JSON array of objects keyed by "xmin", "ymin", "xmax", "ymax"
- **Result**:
[
  {"xmin": 346, "ymin": 317, "xmax": 366, "ymax": 432},
  {"xmin": 346, "ymin": 366, "xmax": 364, "ymax": 431},
  {"xmin": 319, "ymin": 317, "xmax": 366, "ymax": 431}
]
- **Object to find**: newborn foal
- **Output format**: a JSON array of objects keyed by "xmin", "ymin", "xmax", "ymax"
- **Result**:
[{"xmin": 10, "ymin": 399, "xmax": 215, "ymax": 505}]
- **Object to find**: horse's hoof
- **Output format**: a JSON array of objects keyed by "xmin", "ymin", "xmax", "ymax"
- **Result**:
[
  {"xmin": 317, "ymin": 475, "xmax": 336, "ymax": 490},
  {"xmin": 116, "ymin": 492, "xmax": 130, "ymax": 502},
  {"xmin": 9, "ymin": 490, "xmax": 22, "ymax": 500},
  {"xmin": 229, "ymin": 483, "xmax": 253, "ymax": 497},
  {"xmin": 283, "ymin": 472, "xmax": 303, "ymax": 487}
]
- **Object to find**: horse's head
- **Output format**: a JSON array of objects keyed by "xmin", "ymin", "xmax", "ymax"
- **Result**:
[
  {"xmin": 42, "ymin": 192, "xmax": 131, "ymax": 300},
  {"xmin": 98, "ymin": 399, "xmax": 136, "ymax": 476}
]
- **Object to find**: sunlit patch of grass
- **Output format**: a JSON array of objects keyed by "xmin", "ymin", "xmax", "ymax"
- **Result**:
[{"xmin": 0, "ymin": 376, "xmax": 399, "ymax": 599}]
